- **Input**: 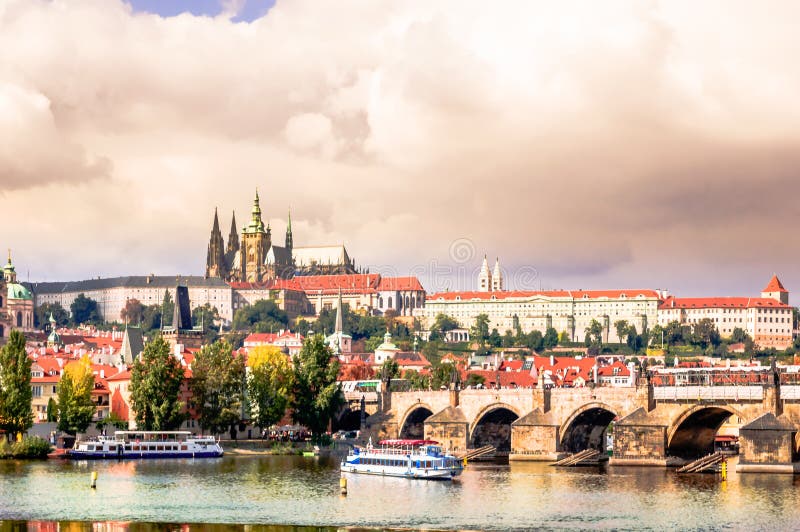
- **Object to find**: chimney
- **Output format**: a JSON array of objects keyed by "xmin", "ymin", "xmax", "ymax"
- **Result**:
[
  {"xmin": 175, "ymin": 344, "xmax": 183, "ymax": 358},
  {"xmin": 100, "ymin": 370, "xmax": 105, "ymax": 379}
]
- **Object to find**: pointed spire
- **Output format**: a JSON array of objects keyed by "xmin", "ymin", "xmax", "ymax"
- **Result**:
[
  {"xmin": 285, "ymin": 208, "xmax": 294, "ymax": 250},
  {"xmin": 212, "ymin": 207, "xmax": 221, "ymax": 234}
]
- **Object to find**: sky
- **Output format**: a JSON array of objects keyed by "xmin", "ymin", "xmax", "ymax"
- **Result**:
[{"xmin": 0, "ymin": 0, "xmax": 798, "ymax": 298}]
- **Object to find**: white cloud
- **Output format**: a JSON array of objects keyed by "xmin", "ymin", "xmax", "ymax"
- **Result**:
[{"xmin": 0, "ymin": 0, "xmax": 799, "ymax": 295}]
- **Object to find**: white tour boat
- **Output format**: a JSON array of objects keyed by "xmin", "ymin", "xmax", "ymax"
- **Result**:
[
  {"xmin": 340, "ymin": 439, "xmax": 463, "ymax": 480},
  {"xmin": 69, "ymin": 430, "xmax": 223, "ymax": 459}
]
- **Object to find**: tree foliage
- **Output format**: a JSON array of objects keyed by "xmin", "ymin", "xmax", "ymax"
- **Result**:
[
  {"xmin": 70, "ymin": 293, "xmax": 101, "ymax": 325},
  {"xmin": 470, "ymin": 314, "xmax": 490, "ymax": 346},
  {"xmin": 161, "ymin": 290, "xmax": 174, "ymax": 328},
  {"xmin": 129, "ymin": 335, "xmax": 185, "ymax": 431},
  {"xmin": 34, "ymin": 302, "xmax": 69, "ymax": 330},
  {"xmin": 247, "ymin": 345, "xmax": 294, "ymax": 430},
  {"xmin": 0, "ymin": 331, "xmax": 33, "ymax": 439},
  {"xmin": 430, "ymin": 314, "xmax": 459, "ymax": 341},
  {"xmin": 57, "ymin": 355, "xmax": 96, "ymax": 435},
  {"xmin": 232, "ymin": 299, "xmax": 288, "ymax": 333},
  {"xmin": 192, "ymin": 304, "xmax": 221, "ymax": 344},
  {"xmin": 543, "ymin": 327, "xmax": 559, "ymax": 349},
  {"xmin": 120, "ymin": 299, "xmax": 145, "ymax": 325},
  {"xmin": 190, "ymin": 339, "xmax": 246, "ymax": 435},
  {"xmin": 378, "ymin": 357, "xmax": 400, "ymax": 387},
  {"xmin": 290, "ymin": 335, "xmax": 343, "ymax": 438}
]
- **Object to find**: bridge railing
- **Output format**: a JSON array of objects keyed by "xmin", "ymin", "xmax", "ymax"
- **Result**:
[
  {"xmin": 650, "ymin": 368, "xmax": 772, "ymax": 387},
  {"xmin": 652, "ymin": 386, "xmax": 764, "ymax": 401},
  {"xmin": 344, "ymin": 392, "xmax": 379, "ymax": 402}
]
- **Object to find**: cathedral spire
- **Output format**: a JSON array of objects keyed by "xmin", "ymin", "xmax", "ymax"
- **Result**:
[
  {"xmin": 227, "ymin": 211, "xmax": 239, "ymax": 254},
  {"xmin": 212, "ymin": 207, "xmax": 221, "ymax": 235},
  {"xmin": 492, "ymin": 257, "xmax": 504, "ymax": 291},
  {"xmin": 285, "ymin": 209, "xmax": 293, "ymax": 251},
  {"xmin": 205, "ymin": 208, "xmax": 227, "ymax": 279}
]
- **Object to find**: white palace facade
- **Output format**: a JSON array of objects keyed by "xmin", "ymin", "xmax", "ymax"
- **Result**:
[{"xmin": 419, "ymin": 257, "xmax": 663, "ymax": 343}]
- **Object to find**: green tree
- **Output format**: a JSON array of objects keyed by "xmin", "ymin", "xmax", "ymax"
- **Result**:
[
  {"xmin": 465, "ymin": 373, "xmax": 486, "ymax": 387},
  {"xmin": 523, "ymin": 330, "xmax": 544, "ymax": 351},
  {"xmin": 488, "ymin": 328, "xmax": 502, "ymax": 348},
  {"xmin": 96, "ymin": 412, "xmax": 128, "ymax": 432},
  {"xmin": 70, "ymin": 293, "xmax": 101, "ymax": 325},
  {"xmin": 614, "ymin": 320, "xmax": 630, "ymax": 343},
  {"xmin": 192, "ymin": 304, "xmax": 221, "ymax": 344},
  {"xmin": 403, "ymin": 369, "xmax": 431, "ymax": 390},
  {"xmin": 291, "ymin": 335, "xmax": 343, "ymax": 439},
  {"xmin": 141, "ymin": 304, "xmax": 163, "ymax": 332},
  {"xmin": 512, "ymin": 314, "xmax": 522, "ymax": 337},
  {"xmin": 120, "ymin": 298, "xmax": 145, "ymax": 325},
  {"xmin": 649, "ymin": 324, "xmax": 665, "ymax": 348},
  {"xmin": 470, "ymin": 314, "xmax": 490, "ymax": 346},
  {"xmin": 232, "ymin": 299, "xmax": 288, "ymax": 333},
  {"xmin": 543, "ymin": 327, "xmax": 559, "ymax": 349},
  {"xmin": 584, "ymin": 320, "xmax": 604, "ymax": 346},
  {"xmin": 430, "ymin": 363, "xmax": 459, "ymax": 390},
  {"xmin": 430, "ymin": 314, "xmax": 459, "ymax": 341},
  {"xmin": 558, "ymin": 330, "xmax": 570, "ymax": 344},
  {"xmin": 379, "ymin": 358, "xmax": 400, "ymax": 388},
  {"xmin": 502, "ymin": 330, "xmax": 515, "ymax": 348},
  {"xmin": 46, "ymin": 397, "xmax": 58, "ymax": 422},
  {"xmin": 57, "ymin": 356, "xmax": 96, "ymax": 435},
  {"xmin": 0, "ymin": 331, "xmax": 33, "ymax": 439},
  {"xmin": 664, "ymin": 320, "xmax": 689, "ymax": 346},
  {"xmin": 692, "ymin": 319, "xmax": 721, "ymax": 349},
  {"xmin": 161, "ymin": 290, "xmax": 174, "ymax": 328},
  {"xmin": 247, "ymin": 346, "xmax": 294, "ymax": 430},
  {"xmin": 190, "ymin": 339, "xmax": 246, "ymax": 435},
  {"xmin": 34, "ymin": 302, "xmax": 69, "ymax": 329},
  {"xmin": 129, "ymin": 335, "xmax": 186, "ymax": 431}
]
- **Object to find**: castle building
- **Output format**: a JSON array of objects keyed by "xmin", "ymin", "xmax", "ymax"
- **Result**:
[
  {"xmin": 205, "ymin": 191, "xmax": 358, "ymax": 283},
  {"xmin": 657, "ymin": 275, "xmax": 792, "ymax": 349}
]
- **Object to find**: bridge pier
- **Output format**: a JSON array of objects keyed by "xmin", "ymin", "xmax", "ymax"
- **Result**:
[
  {"xmin": 509, "ymin": 408, "xmax": 565, "ymax": 461},
  {"xmin": 610, "ymin": 407, "xmax": 668, "ymax": 466},
  {"xmin": 737, "ymin": 412, "xmax": 800, "ymax": 473},
  {"xmin": 424, "ymin": 406, "xmax": 468, "ymax": 452}
]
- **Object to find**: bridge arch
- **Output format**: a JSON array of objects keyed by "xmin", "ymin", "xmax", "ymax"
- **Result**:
[
  {"xmin": 559, "ymin": 402, "xmax": 618, "ymax": 453},
  {"xmin": 469, "ymin": 402, "xmax": 522, "ymax": 452},
  {"xmin": 398, "ymin": 403, "xmax": 435, "ymax": 440},
  {"xmin": 666, "ymin": 404, "xmax": 742, "ymax": 459}
]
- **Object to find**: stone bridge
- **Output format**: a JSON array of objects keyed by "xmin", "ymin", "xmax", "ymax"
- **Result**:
[{"xmin": 361, "ymin": 372, "xmax": 800, "ymax": 472}]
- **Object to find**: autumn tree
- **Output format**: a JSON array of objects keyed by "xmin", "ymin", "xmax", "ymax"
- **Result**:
[
  {"xmin": 0, "ymin": 331, "xmax": 33, "ymax": 439},
  {"xmin": 129, "ymin": 335, "xmax": 185, "ymax": 430},
  {"xmin": 190, "ymin": 339, "xmax": 246, "ymax": 435},
  {"xmin": 120, "ymin": 298, "xmax": 145, "ymax": 325},
  {"xmin": 247, "ymin": 345, "xmax": 294, "ymax": 431},
  {"xmin": 57, "ymin": 355, "xmax": 96, "ymax": 435}
]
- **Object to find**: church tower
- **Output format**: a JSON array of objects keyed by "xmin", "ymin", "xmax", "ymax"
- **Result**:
[
  {"xmin": 227, "ymin": 211, "xmax": 239, "ymax": 255},
  {"xmin": 492, "ymin": 257, "xmax": 504, "ymax": 291},
  {"xmin": 239, "ymin": 190, "xmax": 271, "ymax": 283},
  {"xmin": 478, "ymin": 255, "xmax": 493, "ymax": 292},
  {"xmin": 285, "ymin": 209, "xmax": 293, "ymax": 254},
  {"xmin": 205, "ymin": 208, "xmax": 227, "ymax": 279}
]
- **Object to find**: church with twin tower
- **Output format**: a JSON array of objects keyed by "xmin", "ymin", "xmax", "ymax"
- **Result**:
[{"xmin": 205, "ymin": 191, "xmax": 358, "ymax": 282}]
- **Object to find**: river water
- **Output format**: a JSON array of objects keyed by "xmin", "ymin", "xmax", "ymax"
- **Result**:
[{"xmin": 1, "ymin": 454, "xmax": 799, "ymax": 530}]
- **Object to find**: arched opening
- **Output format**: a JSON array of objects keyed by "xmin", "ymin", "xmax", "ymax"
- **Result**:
[
  {"xmin": 668, "ymin": 406, "xmax": 735, "ymax": 459},
  {"xmin": 387, "ymin": 296, "xmax": 393, "ymax": 309},
  {"xmin": 0, "ymin": 325, "xmax": 4, "ymax": 337},
  {"xmin": 16, "ymin": 312, "xmax": 22, "ymax": 327},
  {"xmin": 334, "ymin": 408, "xmax": 363, "ymax": 432},
  {"xmin": 400, "ymin": 406, "xmax": 433, "ymax": 439},
  {"xmin": 471, "ymin": 407, "xmax": 519, "ymax": 453},
  {"xmin": 561, "ymin": 406, "xmax": 617, "ymax": 454}
]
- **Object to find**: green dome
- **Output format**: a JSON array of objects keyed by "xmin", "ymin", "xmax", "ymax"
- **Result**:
[{"xmin": 7, "ymin": 283, "xmax": 33, "ymax": 301}]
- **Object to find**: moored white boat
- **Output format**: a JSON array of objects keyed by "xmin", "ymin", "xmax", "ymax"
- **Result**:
[
  {"xmin": 340, "ymin": 439, "xmax": 463, "ymax": 480},
  {"xmin": 69, "ymin": 431, "xmax": 223, "ymax": 459}
]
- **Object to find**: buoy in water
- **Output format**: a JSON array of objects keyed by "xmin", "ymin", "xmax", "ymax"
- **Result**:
[
  {"xmin": 340, "ymin": 476, "xmax": 347, "ymax": 495},
  {"xmin": 91, "ymin": 471, "xmax": 98, "ymax": 489}
]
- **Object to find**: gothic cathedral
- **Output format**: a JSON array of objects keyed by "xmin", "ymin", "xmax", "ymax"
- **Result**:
[{"xmin": 205, "ymin": 191, "xmax": 357, "ymax": 282}]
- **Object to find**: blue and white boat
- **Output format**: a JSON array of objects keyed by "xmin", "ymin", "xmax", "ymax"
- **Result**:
[
  {"xmin": 340, "ymin": 439, "xmax": 463, "ymax": 480},
  {"xmin": 69, "ymin": 431, "xmax": 223, "ymax": 459}
]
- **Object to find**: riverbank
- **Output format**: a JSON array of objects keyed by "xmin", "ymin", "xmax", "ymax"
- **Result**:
[{"xmin": 220, "ymin": 440, "xmax": 350, "ymax": 456}]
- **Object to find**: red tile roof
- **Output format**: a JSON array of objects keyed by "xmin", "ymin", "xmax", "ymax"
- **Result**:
[
  {"xmin": 106, "ymin": 369, "xmax": 132, "ymax": 382},
  {"xmin": 376, "ymin": 276, "xmax": 424, "ymax": 292},
  {"xmin": 428, "ymin": 289, "xmax": 661, "ymax": 301},
  {"xmin": 294, "ymin": 274, "xmax": 382, "ymax": 295},
  {"xmin": 763, "ymin": 275, "xmax": 788, "ymax": 293},
  {"xmin": 229, "ymin": 279, "xmax": 305, "ymax": 291},
  {"xmin": 659, "ymin": 296, "xmax": 790, "ymax": 310},
  {"xmin": 597, "ymin": 361, "xmax": 631, "ymax": 377}
]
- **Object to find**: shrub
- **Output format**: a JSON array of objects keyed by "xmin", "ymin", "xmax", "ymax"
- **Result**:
[
  {"xmin": 9, "ymin": 437, "xmax": 52, "ymax": 459},
  {"xmin": 0, "ymin": 438, "xmax": 10, "ymax": 458}
]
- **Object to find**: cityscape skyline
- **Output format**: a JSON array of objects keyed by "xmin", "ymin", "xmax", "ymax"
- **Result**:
[{"xmin": 1, "ymin": 1, "xmax": 799, "ymax": 296}]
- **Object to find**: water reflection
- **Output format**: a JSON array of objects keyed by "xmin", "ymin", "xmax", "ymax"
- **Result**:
[{"xmin": 2, "ymin": 455, "xmax": 800, "ymax": 530}]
